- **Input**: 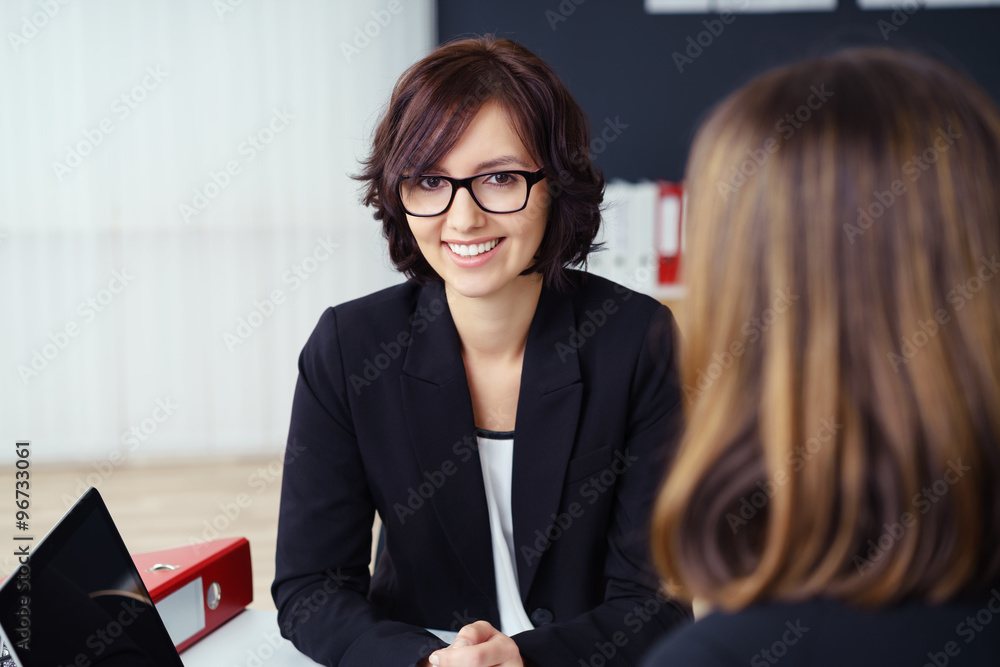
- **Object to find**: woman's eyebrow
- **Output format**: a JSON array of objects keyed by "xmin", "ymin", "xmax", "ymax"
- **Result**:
[
  {"xmin": 419, "ymin": 155, "xmax": 530, "ymax": 176},
  {"xmin": 474, "ymin": 155, "xmax": 530, "ymax": 172}
]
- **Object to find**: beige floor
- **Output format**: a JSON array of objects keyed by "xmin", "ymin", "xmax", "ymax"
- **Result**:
[{"xmin": 0, "ymin": 456, "xmax": 381, "ymax": 612}]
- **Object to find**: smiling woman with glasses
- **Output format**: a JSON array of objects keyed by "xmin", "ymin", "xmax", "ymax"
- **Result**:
[{"xmin": 272, "ymin": 35, "xmax": 690, "ymax": 667}]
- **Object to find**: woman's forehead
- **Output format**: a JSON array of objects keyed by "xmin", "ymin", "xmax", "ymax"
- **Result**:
[{"xmin": 416, "ymin": 102, "xmax": 537, "ymax": 174}]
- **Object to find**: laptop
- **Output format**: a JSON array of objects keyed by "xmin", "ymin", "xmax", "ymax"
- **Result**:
[{"xmin": 0, "ymin": 487, "xmax": 185, "ymax": 666}]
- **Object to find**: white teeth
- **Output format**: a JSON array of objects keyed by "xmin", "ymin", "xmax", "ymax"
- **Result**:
[{"xmin": 448, "ymin": 238, "xmax": 500, "ymax": 257}]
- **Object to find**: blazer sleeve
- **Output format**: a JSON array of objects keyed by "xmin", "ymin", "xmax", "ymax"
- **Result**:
[
  {"xmin": 513, "ymin": 304, "xmax": 691, "ymax": 666},
  {"xmin": 271, "ymin": 308, "xmax": 447, "ymax": 666}
]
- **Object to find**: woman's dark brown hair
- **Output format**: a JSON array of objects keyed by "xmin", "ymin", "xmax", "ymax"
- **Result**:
[
  {"xmin": 652, "ymin": 47, "xmax": 1000, "ymax": 609},
  {"xmin": 357, "ymin": 35, "xmax": 604, "ymax": 287}
]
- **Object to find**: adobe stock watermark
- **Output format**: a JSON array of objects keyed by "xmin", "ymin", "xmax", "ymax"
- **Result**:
[
  {"xmin": 234, "ymin": 629, "xmax": 285, "ymax": 667},
  {"xmin": 682, "ymin": 287, "xmax": 800, "ymax": 401},
  {"xmin": 716, "ymin": 84, "xmax": 834, "ymax": 201},
  {"xmin": 68, "ymin": 598, "xmax": 149, "ymax": 667},
  {"xmin": 749, "ymin": 620, "xmax": 810, "ymax": 666},
  {"xmin": 726, "ymin": 418, "xmax": 843, "ymax": 533},
  {"xmin": 348, "ymin": 297, "xmax": 446, "ymax": 394},
  {"xmin": 554, "ymin": 295, "xmax": 624, "ymax": 363},
  {"xmin": 392, "ymin": 429, "xmax": 478, "ymax": 525},
  {"xmin": 671, "ymin": 0, "xmax": 749, "ymax": 74},
  {"xmin": 519, "ymin": 449, "xmax": 638, "ymax": 567},
  {"xmin": 414, "ymin": 609, "xmax": 485, "ymax": 661},
  {"xmin": 7, "ymin": 0, "xmax": 72, "ymax": 54},
  {"xmin": 554, "ymin": 262, "xmax": 661, "ymax": 364},
  {"xmin": 580, "ymin": 117, "xmax": 628, "ymax": 166},
  {"xmin": 340, "ymin": 0, "xmax": 413, "ymax": 62},
  {"xmin": 536, "ymin": 115, "xmax": 629, "ymax": 213},
  {"xmin": 545, "ymin": 0, "xmax": 587, "ymax": 31},
  {"xmin": 853, "ymin": 458, "xmax": 970, "ymax": 574},
  {"xmin": 278, "ymin": 567, "xmax": 351, "ymax": 637},
  {"xmin": 479, "ymin": 406, "xmax": 515, "ymax": 432},
  {"xmin": 51, "ymin": 66, "xmax": 168, "ymax": 182},
  {"xmin": 887, "ymin": 254, "xmax": 998, "ymax": 373},
  {"xmin": 190, "ymin": 440, "xmax": 306, "ymax": 549},
  {"xmin": 577, "ymin": 590, "xmax": 677, "ymax": 667},
  {"xmin": 844, "ymin": 125, "xmax": 960, "ymax": 244},
  {"xmin": 922, "ymin": 587, "xmax": 1000, "ymax": 667},
  {"xmin": 223, "ymin": 235, "xmax": 338, "ymax": 351},
  {"xmin": 59, "ymin": 397, "xmax": 180, "ymax": 508},
  {"xmin": 213, "ymin": 0, "xmax": 247, "ymax": 20},
  {"xmin": 878, "ymin": 0, "xmax": 926, "ymax": 41},
  {"xmin": 179, "ymin": 108, "xmax": 295, "ymax": 224},
  {"xmin": 16, "ymin": 268, "xmax": 135, "ymax": 385}
]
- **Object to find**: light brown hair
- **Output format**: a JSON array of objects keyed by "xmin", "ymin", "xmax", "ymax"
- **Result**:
[{"xmin": 652, "ymin": 47, "xmax": 1000, "ymax": 609}]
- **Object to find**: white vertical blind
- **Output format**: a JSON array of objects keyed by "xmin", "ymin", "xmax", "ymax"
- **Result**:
[{"xmin": 0, "ymin": 0, "xmax": 435, "ymax": 462}]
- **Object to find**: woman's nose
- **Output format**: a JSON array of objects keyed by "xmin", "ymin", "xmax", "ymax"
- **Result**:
[{"xmin": 445, "ymin": 185, "xmax": 486, "ymax": 232}]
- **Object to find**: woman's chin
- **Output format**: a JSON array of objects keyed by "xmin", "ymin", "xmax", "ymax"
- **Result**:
[{"xmin": 443, "ymin": 276, "xmax": 501, "ymax": 301}]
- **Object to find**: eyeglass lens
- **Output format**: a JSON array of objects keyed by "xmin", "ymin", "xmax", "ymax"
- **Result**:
[{"xmin": 400, "ymin": 172, "xmax": 530, "ymax": 216}]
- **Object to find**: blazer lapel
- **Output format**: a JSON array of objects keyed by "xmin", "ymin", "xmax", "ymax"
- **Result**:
[
  {"xmin": 398, "ymin": 282, "xmax": 497, "ymax": 601},
  {"xmin": 511, "ymin": 284, "xmax": 582, "ymax": 599}
]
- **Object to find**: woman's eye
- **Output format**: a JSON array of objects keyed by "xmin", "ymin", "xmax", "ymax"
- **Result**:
[
  {"xmin": 483, "ymin": 172, "xmax": 519, "ymax": 187},
  {"xmin": 418, "ymin": 176, "xmax": 445, "ymax": 190}
]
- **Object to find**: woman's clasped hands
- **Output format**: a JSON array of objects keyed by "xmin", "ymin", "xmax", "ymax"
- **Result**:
[{"xmin": 424, "ymin": 621, "xmax": 524, "ymax": 667}]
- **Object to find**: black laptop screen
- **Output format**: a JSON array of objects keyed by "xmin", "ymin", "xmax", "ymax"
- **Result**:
[{"xmin": 0, "ymin": 488, "xmax": 183, "ymax": 666}]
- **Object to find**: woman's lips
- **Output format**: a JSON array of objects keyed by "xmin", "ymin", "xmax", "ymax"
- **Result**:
[{"xmin": 443, "ymin": 237, "xmax": 505, "ymax": 267}]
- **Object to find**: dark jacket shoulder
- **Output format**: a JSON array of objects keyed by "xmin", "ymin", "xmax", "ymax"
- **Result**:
[
  {"xmin": 314, "ymin": 271, "xmax": 669, "ymax": 342},
  {"xmin": 641, "ymin": 594, "xmax": 1000, "ymax": 666}
]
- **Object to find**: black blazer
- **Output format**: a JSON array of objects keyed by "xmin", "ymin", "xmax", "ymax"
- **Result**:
[
  {"xmin": 640, "ymin": 593, "xmax": 1000, "ymax": 666},
  {"xmin": 272, "ymin": 270, "xmax": 690, "ymax": 666}
]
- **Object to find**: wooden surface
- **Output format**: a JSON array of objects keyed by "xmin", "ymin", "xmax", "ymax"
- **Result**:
[{"xmin": 0, "ymin": 456, "xmax": 382, "ymax": 612}]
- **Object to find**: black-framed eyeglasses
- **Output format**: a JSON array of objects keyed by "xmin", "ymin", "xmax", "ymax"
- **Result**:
[{"xmin": 398, "ymin": 169, "xmax": 546, "ymax": 217}]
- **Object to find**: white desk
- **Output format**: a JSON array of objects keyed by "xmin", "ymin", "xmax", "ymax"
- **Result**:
[
  {"xmin": 179, "ymin": 609, "xmax": 458, "ymax": 665},
  {"xmin": 181, "ymin": 609, "xmax": 321, "ymax": 666}
]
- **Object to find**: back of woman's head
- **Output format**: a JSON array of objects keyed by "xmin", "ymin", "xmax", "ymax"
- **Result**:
[{"xmin": 653, "ymin": 47, "xmax": 1000, "ymax": 609}]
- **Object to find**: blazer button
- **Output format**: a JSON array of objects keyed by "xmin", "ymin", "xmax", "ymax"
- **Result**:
[{"xmin": 530, "ymin": 608, "xmax": 554, "ymax": 626}]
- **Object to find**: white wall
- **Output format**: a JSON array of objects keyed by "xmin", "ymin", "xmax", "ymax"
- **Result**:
[{"xmin": 0, "ymin": 0, "xmax": 435, "ymax": 462}]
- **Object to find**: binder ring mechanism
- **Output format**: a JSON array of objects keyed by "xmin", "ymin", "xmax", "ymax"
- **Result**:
[
  {"xmin": 206, "ymin": 581, "xmax": 222, "ymax": 610},
  {"xmin": 146, "ymin": 563, "xmax": 180, "ymax": 571}
]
